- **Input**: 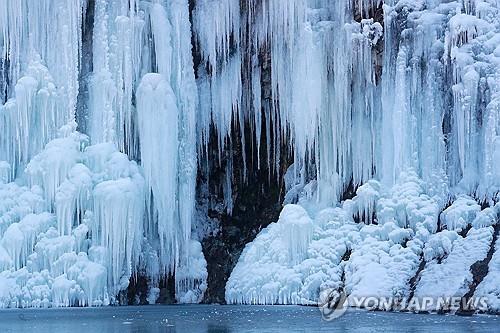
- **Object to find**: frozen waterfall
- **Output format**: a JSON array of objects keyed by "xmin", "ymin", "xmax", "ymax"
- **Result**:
[{"xmin": 0, "ymin": 0, "xmax": 498, "ymax": 311}]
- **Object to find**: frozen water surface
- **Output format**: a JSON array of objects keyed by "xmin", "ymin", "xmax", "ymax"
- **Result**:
[{"xmin": 0, "ymin": 305, "xmax": 498, "ymax": 333}]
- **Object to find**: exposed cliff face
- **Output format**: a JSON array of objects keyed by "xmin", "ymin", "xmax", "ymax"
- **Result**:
[{"xmin": 198, "ymin": 115, "xmax": 290, "ymax": 303}]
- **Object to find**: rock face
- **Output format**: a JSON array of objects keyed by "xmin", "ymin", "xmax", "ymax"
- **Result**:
[{"xmin": 198, "ymin": 116, "xmax": 290, "ymax": 303}]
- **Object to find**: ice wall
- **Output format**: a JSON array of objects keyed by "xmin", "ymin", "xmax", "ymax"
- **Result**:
[
  {"xmin": 71, "ymin": 0, "xmax": 202, "ymax": 303},
  {"xmin": 193, "ymin": 0, "xmax": 500, "ymax": 206},
  {"xmin": 0, "ymin": 0, "xmax": 204, "ymax": 307},
  {"xmin": 0, "ymin": 0, "xmax": 499, "ymax": 310},
  {"xmin": 225, "ymin": 0, "xmax": 500, "ymax": 310}
]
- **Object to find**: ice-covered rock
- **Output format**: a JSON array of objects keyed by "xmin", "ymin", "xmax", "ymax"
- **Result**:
[
  {"xmin": 226, "ymin": 205, "xmax": 358, "ymax": 305},
  {"xmin": 0, "ymin": 134, "xmax": 145, "ymax": 307},
  {"xmin": 414, "ymin": 227, "xmax": 495, "ymax": 311},
  {"xmin": 475, "ymin": 229, "xmax": 500, "ymax": 312},
  {"xmin": 440, "ymin": 196, "xmax": 481, "ymax": 232}
]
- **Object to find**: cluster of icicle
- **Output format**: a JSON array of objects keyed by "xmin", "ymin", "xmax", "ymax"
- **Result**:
[
  {"xmin": 225, "ymin": 0, "xmax": 500, "ymax": 308},
  {"xmin": 194, "ymin": 0, "xmax": 499, "ymax": 206},
  {"xmin": 0, "ymin": 0, "xmax": 205, "ymax": 307}
]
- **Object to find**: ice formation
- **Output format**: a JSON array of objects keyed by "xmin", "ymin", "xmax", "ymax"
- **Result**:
[
  {"xmin": 225, "ymin": 0, "xmax": 500, "ymax": 312},
  {"xmin": 0, "ymin": 0, "xmax": 203, "ymax": 307},
  {"xmin": 0, "ymin": 0, "xmax": 498, "ymax": 312},
  {"xmin": 475, "ymin": 222, "xmax": 500, "ymax": 312},
  {"xmin": 414, "ymin": 226, "xmax": 494, "ymax": 311},
  {"xmin": 226, "ymin": 204, "xmax": 359, "ymax": 305}
]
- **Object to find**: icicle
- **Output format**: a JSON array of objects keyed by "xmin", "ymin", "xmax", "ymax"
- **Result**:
[
  {"xmin": 92, "ymin": 155, "xmax": 144, "ymax": 295},
  {"xmin": 280, "ymin": 205, "xmax": 313, "ymax": 265},
  {"xmin": 193, "ymin": 0, "xmax": 243, "ymax": 165},
  {"xmin": 175, "ymin": 240, "xmax": 208, "ymax": 304},
  {"xmin": 252, "ymin": 63, "xmax": 262, "ymax": 168},
  {"xmin": 224, "ymin": 159, "xmax": 234, "ymax": 215},
  {"xmin": 0, "ymin": 213, "xmax": 54, "ymax": 270},
  {"xmin": 0, "ymin": 60, "xmax": 60, "ymax": 178},
  {"xmin": 353, "ymin": 180, "xmax": 381, "ymax": 225},
  {"xmin": 88, "ymin": 0, "xmax": 116, "ymax": 144},
  {"xmin": 169, "ymin": 0, "xmax": 199, "ymax": 272},
  {"xmin": 26, "ymin": 134, "xmax": 83, "ymax": 211},
  {"xmin": 192, "ymin": 0, "xmax": 241, "ymax": 72},
  {"xmin": 0, "ymin": 161, "xmax": 10, "ymax": 184},
  {"xmin": 55, "ymin": 164, "xmax": 92, "ymax": 236},
  {"xmin": 137, "ymin": 73, "xmax": 180, "ymax": 274},
  {"xmin": 0, "ymin": 0, "xmax": 84, "ymax": 121}
]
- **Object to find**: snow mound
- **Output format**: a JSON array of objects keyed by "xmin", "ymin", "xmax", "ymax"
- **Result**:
[
  {"xmin": 440, "ymin": 196, "xmax": 481, "ymax": 231},
  {"xmin": 414, "ymin": 227, "xmax": 494, "ymax": 311},
  {"xmin": 343, "ymin": 172, "xmax": 439, "ymax": 308},
  {"xmin": 226, "ymin": 205, "xmax": 358, "ymax": 305}
]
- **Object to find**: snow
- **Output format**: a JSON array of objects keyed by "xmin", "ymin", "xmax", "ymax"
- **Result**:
[
  {"xmin": 472, "ymin": 208, "xmax": 498, "ymax": 228},
  {"xmin": 344, "ymin": 234, "xmax": 420, "ymax": 302},
  {"xmin": 342, "ymin": 173, "xmax": 440, "ymax": 307},
  {"xmin": 414, "ymin": 227, "xmax": 494, "ymax": 311},
  {"xmin": 228, "ymin": 168, "xmax": 500, "ymax": 309},
  {"xmin": 227, "ymin": 172, "xmax": 442, "ymax": 306},
  {"xmin": 226, "ymin": 205, "xmax": 359, "ymax": 305},
  {"xmin": 440, "ymin": 196, "xmax": 481, "ymax": 231}
]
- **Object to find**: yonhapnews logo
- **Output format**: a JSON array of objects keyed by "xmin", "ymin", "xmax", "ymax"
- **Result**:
[{"xmin": 318, "ymin": 288, "xmax": 490, "ymax": 321}]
